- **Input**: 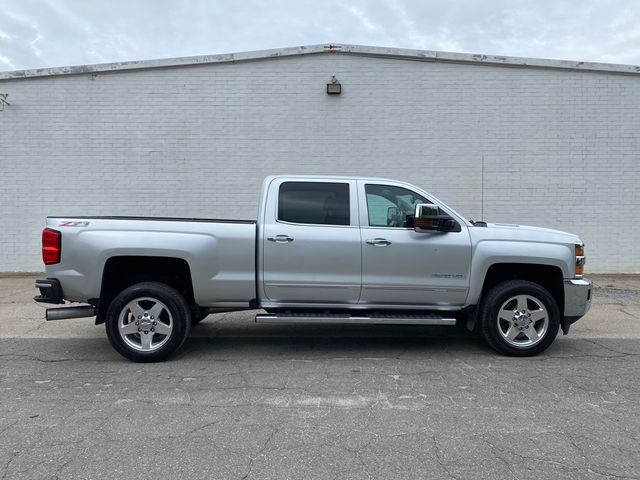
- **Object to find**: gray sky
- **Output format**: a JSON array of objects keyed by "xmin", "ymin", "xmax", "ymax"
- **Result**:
[{"xmin": 1, "ymin": 0, "xmax": 639, "ymax": 71}]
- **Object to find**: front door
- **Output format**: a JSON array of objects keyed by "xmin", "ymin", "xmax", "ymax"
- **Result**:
[
  {"xmin": 358, "ymin": 181, "xmax": 471, "ymax": 306},
  {"xmin": 262, "ymin": 179, "xmax": 362, "ymax": 304}
]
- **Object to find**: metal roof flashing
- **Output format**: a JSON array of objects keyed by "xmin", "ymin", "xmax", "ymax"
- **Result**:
[{"xmin": 1, "ymin": 43, "xmax": 639, "ymax": 81}]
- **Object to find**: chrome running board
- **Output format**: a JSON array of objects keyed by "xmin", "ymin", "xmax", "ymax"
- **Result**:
[{"xmin": 255, "ymin": 313, "xmax": 456, "ymax": 326}]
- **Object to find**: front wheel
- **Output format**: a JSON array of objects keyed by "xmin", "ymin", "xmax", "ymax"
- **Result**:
[
  {"xmin": 105, "ymin": 282, "xmax": 191, "ymax": 362},
  {"xmin": 479, "ymin": 280, "xmax": 560, "ymax": 357}
]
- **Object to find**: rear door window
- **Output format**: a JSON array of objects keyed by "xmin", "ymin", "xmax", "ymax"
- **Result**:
[{"xmin": 278, "ymin": 182, "xmax": 350, "ymax": 226}]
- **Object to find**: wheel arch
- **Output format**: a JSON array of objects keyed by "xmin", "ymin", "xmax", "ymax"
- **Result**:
[
  {"xmin": 466, "ymin": 262, "xmax": 564, "ymax": 331},
  {"xmin": 95, "ymin": 256, "xmax": 195, "ymax": 325}
]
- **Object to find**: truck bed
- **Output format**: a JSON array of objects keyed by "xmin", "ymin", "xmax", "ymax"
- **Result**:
[
  {"xmin": 48, "ymin": 215, "xmax": 256, "ymax": 224},
  {"xmin": 44, "ymin": 215, "xmax": 257, "ymax": 308}
]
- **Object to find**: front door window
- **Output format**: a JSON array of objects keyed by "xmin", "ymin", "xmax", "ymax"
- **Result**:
[{"xmin": 365, "ymin": 184, "xmax": 429, "ymax": 228}]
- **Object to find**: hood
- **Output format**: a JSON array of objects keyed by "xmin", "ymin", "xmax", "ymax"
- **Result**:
[
  {"xmin": 471, "ymin": 222, "xmax": 582, "ymax": 244},
  {"xmin": 487, "ymin": 223, "xmax": 577, "ymax": 237}
]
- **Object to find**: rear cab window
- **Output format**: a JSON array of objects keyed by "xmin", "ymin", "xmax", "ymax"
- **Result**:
[{"xmin": 278, "ymin": 182, "xmax": 350, "ymax": 226}]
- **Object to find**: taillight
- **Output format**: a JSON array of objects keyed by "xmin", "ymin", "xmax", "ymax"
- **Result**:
[{"xmin": 42, "ymin": 228, "xmax": 61, "ymax": 265}]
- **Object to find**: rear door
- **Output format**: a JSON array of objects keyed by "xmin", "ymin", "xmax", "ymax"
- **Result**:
[{"xmin": 262, "ymin": 179, "xmax": 362, "ymax": 304}]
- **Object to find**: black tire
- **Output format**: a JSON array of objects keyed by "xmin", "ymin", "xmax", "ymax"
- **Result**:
[
  {"xmin": 479, "ymin": 280, "xmax": 560, "ymax": 357},
  {"xmin": 105, "ymin": 282, "xmax": 191, "ymax": 362}
]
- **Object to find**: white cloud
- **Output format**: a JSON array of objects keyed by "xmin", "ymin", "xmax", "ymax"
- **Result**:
[
  {"xmin": 28, "ymin": 31, "xmax": 42, "ymax": 58},
  {"xmin": 0, "ymin": 53, "xmax": 14, "ymax": 68},
  {"xmin": 0, "ymin": 0, "xmax": 639, "ymax": 71},
  {"xmin": 344, "ymin": 5, "xmax": 382, "ymax": 34}
]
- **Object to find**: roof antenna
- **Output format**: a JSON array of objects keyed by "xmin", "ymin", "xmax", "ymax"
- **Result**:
[{"xmin": 481, "ymin": 153, "xmax": 485, "ymax": 222}]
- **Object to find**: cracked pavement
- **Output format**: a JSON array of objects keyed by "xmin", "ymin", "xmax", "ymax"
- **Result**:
[{"xmin": 1, "ymin": 274, "xmax": 639, "ymax": 479}]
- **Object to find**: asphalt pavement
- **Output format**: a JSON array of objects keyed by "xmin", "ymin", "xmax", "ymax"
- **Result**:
[{"xmin": 1, "ymin": 274, "xmax": 639, "ymax": 479}]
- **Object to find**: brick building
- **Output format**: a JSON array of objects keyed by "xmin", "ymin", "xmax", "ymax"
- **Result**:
[{"xmin": 0, "ymin": 44, "xmax": 638, "ymax": 272}]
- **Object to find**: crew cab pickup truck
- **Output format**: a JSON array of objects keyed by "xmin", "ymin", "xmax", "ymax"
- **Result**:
[{"xmin": 35, "ymin": 175, "xmax": 592, "ymax": 362}]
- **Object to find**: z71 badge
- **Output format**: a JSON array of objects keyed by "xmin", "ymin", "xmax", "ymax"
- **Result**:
[{"xmin": 58, "ymin": 221, "xmax": 90, "ymax": 227}]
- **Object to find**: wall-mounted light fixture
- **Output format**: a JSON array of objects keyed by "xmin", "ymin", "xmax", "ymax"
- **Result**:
[
  {"xmin": 326, "ymin": 76, "xmax": 341, "ymax": 95},
  {"xmin": 0, "ymin": 93, "xmax": 9, "ymax": 111}
]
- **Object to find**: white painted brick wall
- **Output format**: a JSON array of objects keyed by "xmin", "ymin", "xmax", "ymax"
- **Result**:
[{"xmin": 1, "ymin": 53, "xmax": 638, "ymax": 272}]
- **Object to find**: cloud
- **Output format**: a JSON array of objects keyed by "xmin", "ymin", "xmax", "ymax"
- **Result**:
[
  {"xmin": 0, "ymin": 6, "xmax": 43, "ymax": 68},
  {"xmin": 0, "ymin": 53, "xmax": 13, "ymax": 69},
  {"xmin": 0, "ymin": 0, "xmax": 639, "ymax": 71}
]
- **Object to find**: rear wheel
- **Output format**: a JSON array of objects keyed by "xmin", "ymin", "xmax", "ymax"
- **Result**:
[
  {"xmin": 105, "ymin": 282, "xmax": 191, "ymax": 362},
  {"xmin": 479, "ymin": 280, "xmax": 559, "ymax": 357}
]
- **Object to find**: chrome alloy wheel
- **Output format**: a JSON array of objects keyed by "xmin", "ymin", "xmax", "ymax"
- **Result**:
[
  {"xmin": 117, "ymin": 297, "xmax": 173, "ymax": 352},
  {"xmin": 496, "ymin": 294, "xmax": 549, "ymax": 348}
]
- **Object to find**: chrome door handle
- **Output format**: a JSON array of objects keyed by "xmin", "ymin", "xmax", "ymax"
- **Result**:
[
  {"xmin": 267, "ymin": 235, "xmax": 294, "ymax": 243},
  {"xmin": 366, "ymin": 238, "xmax": 392, "ymax": 246}
]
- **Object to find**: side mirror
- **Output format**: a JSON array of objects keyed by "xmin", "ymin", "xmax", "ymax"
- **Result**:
[{"xmin": 414, "ymin": 203, "xmax": 457, "ymax": 232}]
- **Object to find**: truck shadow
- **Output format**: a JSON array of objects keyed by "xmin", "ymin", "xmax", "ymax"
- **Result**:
[{"xmin": 178, "ymin": 321, "xmax": 486, "ymax": 359}]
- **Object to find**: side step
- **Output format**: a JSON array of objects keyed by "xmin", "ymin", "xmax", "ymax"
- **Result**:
[{"xmin": 255, "ymin": 313, "xmax": 456, "ymax": 326}]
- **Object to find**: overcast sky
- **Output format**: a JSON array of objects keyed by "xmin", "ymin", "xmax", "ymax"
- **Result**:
[{"xmin": 1, "ymin": 0, "xmax": 639, "ymax": 71}]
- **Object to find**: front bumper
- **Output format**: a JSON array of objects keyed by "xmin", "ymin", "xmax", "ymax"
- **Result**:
[{"xmin": 563, "ymin": 277, "xmax": 592, "ymax": 330}]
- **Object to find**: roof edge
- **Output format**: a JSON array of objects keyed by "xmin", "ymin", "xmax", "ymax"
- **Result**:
[{"xmin": 1, "ymin": 43, "xmax": 639, "ymax": 81}]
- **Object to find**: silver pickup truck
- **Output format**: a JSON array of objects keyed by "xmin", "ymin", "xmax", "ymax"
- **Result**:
[{"xmin": 35, "ymin": 175, "xmax": 592, "ymax": 361}]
